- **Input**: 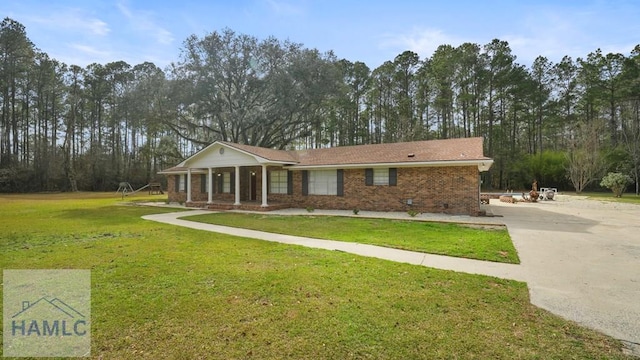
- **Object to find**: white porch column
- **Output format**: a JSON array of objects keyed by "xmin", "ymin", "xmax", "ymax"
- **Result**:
[
  {"xmin": 261, "ymin": 164, "xmax": 268, "ymax": 207},
  {"xmin": 234, "ymin": 165, "xmax": 241, "ymax": 205},
  {"xmin": 207, "ymin": 167, "xmax": 213, "ymax": 204},
  {"xmin": 186, "ymin": 168, "xmax": 192, "ymax": 203}
]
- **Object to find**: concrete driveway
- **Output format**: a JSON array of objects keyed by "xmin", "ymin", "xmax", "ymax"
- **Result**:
[{"xmin": 488, "ymin": 196, "xmax": 640, "ymax": 351}]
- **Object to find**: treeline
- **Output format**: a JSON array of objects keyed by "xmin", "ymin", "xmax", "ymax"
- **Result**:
[{"xmin": 1, "ymin": 17, "xmax": 639, "ymax": 193}]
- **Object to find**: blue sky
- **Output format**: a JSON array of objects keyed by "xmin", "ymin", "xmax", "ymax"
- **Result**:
[{"xmin": 2, "ymin": 0, "xmax": 639, "ymax": 70}]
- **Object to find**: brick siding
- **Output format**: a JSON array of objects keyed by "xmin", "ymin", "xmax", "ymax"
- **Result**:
[
  {"xmin": 171, "ymin": 165, "xmax": 481, "ymax": 216},
  {"xmin": 285, "ymin": 166, "xmax": 479, "ymax": 215}
]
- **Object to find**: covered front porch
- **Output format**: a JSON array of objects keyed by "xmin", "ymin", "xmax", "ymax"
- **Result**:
[
  {"xmin": 161, "ymin": 141, "xmax": 298, "ymax": 210},
  {"xmin": 184, "ymin": 164, "xmax": 272, "ymax": 208}
]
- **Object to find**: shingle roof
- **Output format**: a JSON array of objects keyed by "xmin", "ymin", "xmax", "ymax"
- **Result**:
[
  {"xmin": 160, "ymin": 137, "xmax": 489, "ymax": 173},
  {"xmin": 292, "ymin": 137, "xmax": 489, "ymax": 166}
]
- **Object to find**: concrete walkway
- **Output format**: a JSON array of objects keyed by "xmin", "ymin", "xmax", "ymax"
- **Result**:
[
  {"xmin": 140, "ymin": 197, "xmax": 640, "ymax": 354},
  {"xmin": 142, "ymin": 210, "xmax": 526, "ymax": 281}
]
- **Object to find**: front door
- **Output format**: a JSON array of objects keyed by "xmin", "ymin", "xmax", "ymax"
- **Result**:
[
  {"xmin": 250, "ymin": 171, "xmax": 257, "ymax": 201},
  {"xmin": 249, "ymin": 171, "xmax": 257, "ymax": 201}
]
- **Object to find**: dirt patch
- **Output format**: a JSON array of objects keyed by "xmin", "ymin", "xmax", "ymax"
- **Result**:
[{"xmin": 461, "ymin": 223, "xmax": 506, "ymax": 231}]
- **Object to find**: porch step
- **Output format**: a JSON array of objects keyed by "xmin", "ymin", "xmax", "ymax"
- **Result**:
[
  {"xmin": 208, "ymin": 203, "xmax": 291, "ymax": 211},
  {"xmin": 186, "ymin": 201, "xmax": 291, "ymax": 212}
]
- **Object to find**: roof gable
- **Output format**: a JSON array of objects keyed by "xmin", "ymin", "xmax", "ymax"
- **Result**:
[
  {"xmin": 173, "ymin": 141, "xmax": 297, "ymax": 170},
  {"xmin": 219, "ymin": 142, "xmax": 298, "ymax": 163}
]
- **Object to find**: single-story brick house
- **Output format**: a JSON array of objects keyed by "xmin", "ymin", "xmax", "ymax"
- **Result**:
[{"xmin": 159, "ymin": 137, "xmax": 493, "ymax": 216}]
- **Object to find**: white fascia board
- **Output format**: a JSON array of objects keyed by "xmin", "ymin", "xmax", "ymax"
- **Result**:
[
  {"xmin": 216, "ymin": 143, "xmax": 297, "ymax": 165},
  {"xmin": 157, "ymin": 169, "xmax": 207, "ymax": 175},
  {"xmin": 177, "ymin": 141, "xmax": 265, "ymax": 166},
  {"xmin": 159, "ymin": 162, "xmax": 297, "ymax": 175},
  {"xmin": 181, "ymin": 141, "xmax": 297, "ymax": 166}
]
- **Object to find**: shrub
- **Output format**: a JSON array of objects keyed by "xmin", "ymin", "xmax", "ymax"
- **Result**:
[
  {"xmin": 600, "ymin": 172, "xmax": 633, "ymax": 197},
  {"xmin": 305, "ymin": 206, "xmax": 314, "ymax": 213},
  {"xmin": 407, "ymin": 209, "xmax": 418, "ymax": 217},
  {"xmin": 352, "ymin": 208, "xmax": 359, "ymax": 215}
]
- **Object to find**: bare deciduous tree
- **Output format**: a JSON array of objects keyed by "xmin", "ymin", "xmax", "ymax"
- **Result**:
[{"xmin": 566, "ymin": 120, "xmax": 606, "ymax": 193}]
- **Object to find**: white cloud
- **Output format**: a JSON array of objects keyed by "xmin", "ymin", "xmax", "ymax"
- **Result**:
[
  {"xmin": 379, "ymin": 27, "xmax": 467, "ymax": 60},
  {"xmin": 69, "ymin": 44, "xmax": 111, "ymax": 57},
  {"xmin": 46, "ymin": 43, "xmax": 115, "ymax": 67},
  {"xmin": 86, "ymin": 19, "xmax": 110, "ymax": 36},
  {"xmin": 28, "ymin": 9, "xmax": 109, "ymax": 36},
  {"xmin": 116, "ymin": 1, "xmax": 174, "ymax": 45},
  {"xmin": 378, "ymin": 19, "xmax": 593, "ymax": 67},
  {"xmin": 264, "ymin": 0, "xmax": 305, "ymax": 16},
  {"xmin": 116, "ymin": 1, "xmax": 133, "ymax": 18},
  {"xmin": 61, "ymin": 42, "xmax": 173, "ymax": 69},
  {"xmin": 502, "ymin": 9, "xmax": 588, "ymax": 64},
  {"xmin": 503, "ymin": 4, "xmax": 640, "ymax": 65},
  {"xmin": 376, "ymin": 1, "xmax": 638, "ymax": 68}
]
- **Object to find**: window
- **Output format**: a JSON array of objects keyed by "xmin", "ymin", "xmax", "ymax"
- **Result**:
[
  {"xmin": 270, "ymin": 170, "xmax": 288, "ymax": 194},
  {"xmin": 223, "ymin": 172, "xmax": 231, "ymax": 193},
  {"xmin": 373, "ymin": 168, "xmax": 389, "ymax": 185},
  {"xmin": 201, "ymin": 174, "xmax": 208, "ymax": 193},
  {"xmin": 366, "ymin": 168, "xmax": 397, "ymax": 186},
  {"xmin": 309, "ymin": 170, "xmax": 337, "ymax": 195},
  {"xmin": 179, "ymin": 174, "xmax": 185, "ymax": 191}
]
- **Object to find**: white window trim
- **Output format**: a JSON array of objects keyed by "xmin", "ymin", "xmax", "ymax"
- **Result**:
[
  {"xmin": 223, "ymin": 172, "xmax": 231, "ymax": 193},
  {"xmin": 179, "ymin": 174, "xmax": 186, "ymax": 192},
  {"xmin": 309, "ymin": 170, "xmax": 337, "ymax": 195},
  {"xmin": 270, "ymin": 170, "xmax": 288, "ymax": 194},
  {"xmin": 373, "ymin": 168, "xmax": 389, "ymax": 186}
]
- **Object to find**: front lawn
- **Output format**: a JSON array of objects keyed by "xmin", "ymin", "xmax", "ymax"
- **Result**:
[
  {"xmin": 183, "ymin": 213, "xmax": 520, "ymax": 264},
  {"xmin": 0, "ymin": 194, "xmax": 631, "ymax": 359}
]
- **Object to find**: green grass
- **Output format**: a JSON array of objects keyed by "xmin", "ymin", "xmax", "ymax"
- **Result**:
[
  {"xmin": 577, "ymin": 191, "xmax": 640, "ymax": 205},
  {"xmin": 0, "ymin": 193, "xmax": 633, "ymax": 359},
  {"xmin": 182, "ymin": 213, "xmax": 520, "ymax": 264}
]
